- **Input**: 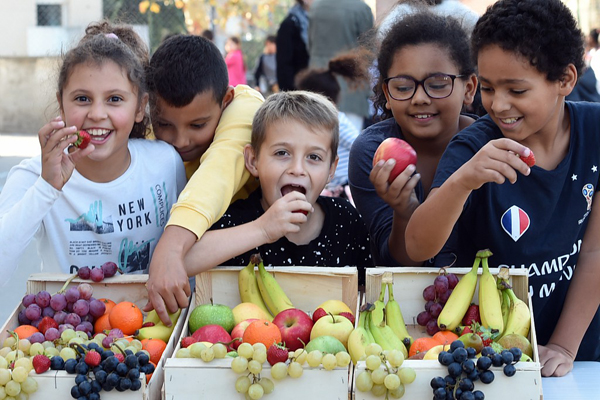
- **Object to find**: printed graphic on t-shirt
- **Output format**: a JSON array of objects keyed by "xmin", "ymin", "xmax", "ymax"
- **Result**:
[
  {"xmin": 500, "ymin": 205, "xmax": 530, "ymax": 242},
  {"xmin": 65, "ymin": 200, "xmax": 114, "ymax": 233},
  {"xmin": 119, "ymin": 238, "xmax": 152, "ymax": 273}
]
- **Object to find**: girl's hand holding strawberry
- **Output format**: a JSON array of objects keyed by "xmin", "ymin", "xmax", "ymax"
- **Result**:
[{"xmin": 38, "ymin": 116, "xmax": 95, "ymax": 191}]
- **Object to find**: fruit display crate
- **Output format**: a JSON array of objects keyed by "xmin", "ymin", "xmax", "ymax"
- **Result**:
[
  {"xmin": 0, "ymin": 273, "xmax": 188, "ymax": 400},
  {"xmin": 163, "ymin": 266, "xmax": 358, "ymax": 400},
  {"xmin": 353, "ymin": 267, "xmax": 541, "ymax": 400}
]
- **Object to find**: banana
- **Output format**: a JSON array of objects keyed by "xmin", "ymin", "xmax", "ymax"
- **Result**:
[
  {"xmin": 255, "ymin": 256, "xmax": 294, "ymax": 315},
  {"xmin": 437, "ymin": 254, "xmax": 481, "ymax": 331},
  {"xmin": 501, "ymin": 288, "xmax": 531, "ymax": 338},
  {"xmin": 379, "ymin": 323, "xmax": 408, "ymax": 358},
  {"xmin": 144, "ymin": 308, "xmax": 182, "ymax": 326},
  {"xmin": 501, "ymin": 289, "xmax": 511, "ymax": 334},
  {"xmin": 362, "ymin": 308, "xmax": 376, "ymax": 344},
  {"xmin": 385, "ymin": 282, "xmax": 413, "ymax": 350},
  {"xmin": 478, "ymin": 249, "xmax": 504, "ymax": 333},
  {"xmin": 238, "ymin": 254, "xmax": 272, "ymax": 317},
  {"xmin": 347, "ymin": 310, "xmax": 373, "ymax": 364},
  {"xmin": 136, "ymin": 324, "xmax": 175, "ymax": 343}
]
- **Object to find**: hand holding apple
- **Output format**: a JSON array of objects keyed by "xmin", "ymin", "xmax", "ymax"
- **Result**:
[{"xmin": 373, "ymin": 138, "xmax": 417, "ymax": 183}]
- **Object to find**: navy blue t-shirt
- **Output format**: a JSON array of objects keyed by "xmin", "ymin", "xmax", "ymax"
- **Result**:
[
  {"xmin": 432, "ymin": 102, "xmax": 600, "ymax": 361},
  {"xmin": 209, "ymin": 188, "xmax": 373, "ymax": 267}
]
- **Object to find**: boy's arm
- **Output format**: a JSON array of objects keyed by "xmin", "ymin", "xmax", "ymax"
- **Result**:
[
  {"xmin": 146, "ymin": 86, "xmax": 264, "ymax": 325},
  {"xmin": 539, "ymin": 196, "xmax": 600, "ymax": 377},
  {"xmin": 405, "ymin": 138, "xmax": 531, "ymax": 261}
]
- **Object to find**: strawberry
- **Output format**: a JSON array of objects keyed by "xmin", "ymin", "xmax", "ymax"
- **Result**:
[
  {"xmin": 32, "ymin": 354, "xmax": 51, "ymax": 374},
  {"xmin": 462, "ymin": 304, "xmax": 480, "ymax": 326},
  {"xmin": 267, "ymin": 343, "xmax": 289, "ymax": 366},
  {"xmin": 180, "ymin": 336, "xmax": 197, "ymax": 349},
  {"xmin": 38, "ymin": 316, "xmax": 59, "ymax": 335},
  {"xmin": 520, "ymin": 150, "xmax": 536, "ymax": 167},
  {"xmin": 85, "ymin": 350, "xmax": 101, "ymax": 367},
  {"xmin": 312, "ymin": 307, "xmax": 327, "ymax": 323},
  {"xmin": 472, "ymin": 324, "xmax": 499, "ymax": 347},
  {"xmin": 339, "ymin": 312, "xmax": 355, "ymax": 326},
  {"xmin": 73, "ymin": 130, "xmax": 91, "ymax": 149},
  {"xmin": 115, "ymin": 353, "xmax": 125, "ymax": 362}
]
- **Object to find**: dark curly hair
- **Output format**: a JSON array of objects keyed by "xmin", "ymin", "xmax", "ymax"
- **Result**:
[
  {"xmin": 58, "ymin": 20, "xmax": 150, "ymax": 138},
  {"xmin": 374, "ymin": 11, "xmax": 475, "ymax": 120},
  {"xmin": 472, "ymin": 0, "xmax": 585, "ymax": 82}
]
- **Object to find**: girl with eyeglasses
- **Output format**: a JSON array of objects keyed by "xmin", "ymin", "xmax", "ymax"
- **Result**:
[{"xmin": 348, "ymin": 11, "xmax": 478, "ymax": 266}]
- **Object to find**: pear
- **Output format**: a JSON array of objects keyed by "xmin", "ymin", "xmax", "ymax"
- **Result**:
[
  {"xmin": 458, "ymin": 333, "xmax": 483, "ymax": 354},
  {"xmin": 497, "ymin": 333, "xmax": 533, "ymax": 358}
]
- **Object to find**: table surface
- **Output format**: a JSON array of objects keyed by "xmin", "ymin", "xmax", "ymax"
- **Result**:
[{"xmin": 541, "ymin": 362, "xmax": 599, "ymax": 399}]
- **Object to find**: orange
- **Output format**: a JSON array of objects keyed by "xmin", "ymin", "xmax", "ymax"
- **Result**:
[
  {"xmin": 242, "ymin": 319, "xmax": 281, "ymax": 348},
  {"xmin": 433, "ymin": 331, "xmax": 459, "ymax": 346},
  {"xmin": 98, "ymin": 298, "xmax": 117, "ymax": 315},
  {"xmin": 13, "ymin": 325, "xmax": 39, "ymax": 340},
  {"xmin": 94, "ymin": 314, "xmax": 112, "ymax": 335},
  {"xmin": 409, "ymin": 337, "xmax": 440, "ymax": 358},
  {"xmin": 145, "ymin": 361, "xmax": 157, "ymax": 384},
  {"xmin": 109, "ymin": 301, "xmax": 143, "ymax": 336},
  {"xmin": 141, "ymin": 338, "xmax": 167, "ymax": 366}
]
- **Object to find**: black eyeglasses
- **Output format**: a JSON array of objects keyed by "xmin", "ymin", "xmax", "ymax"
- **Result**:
[{"xmin": 384, "ymin": 73, "xmax": 465, "ymax": 101}]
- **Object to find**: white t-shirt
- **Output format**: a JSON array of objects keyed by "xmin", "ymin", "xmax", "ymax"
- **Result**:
[{"xmin": 0, "ymin": 139, "xmax": 186, "ymax": 280}]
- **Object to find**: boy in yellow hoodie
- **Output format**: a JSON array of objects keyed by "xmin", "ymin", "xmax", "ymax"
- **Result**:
[{"xmin": 144, "ymin": 35, "xmax": 263, "ymax": 324}]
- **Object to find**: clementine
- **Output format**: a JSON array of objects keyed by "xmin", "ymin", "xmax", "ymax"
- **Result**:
[
  {"xmin": 242, "ymin": 319, "xmax": 281, "ymax": 348},
  {"xmin": 94, "ymin": 314, "xmax": 112, "ymax": 335},
  {"xmin": 141, "ymin": 338, "xmax": 167, "ymax": 365},
  {"xmin": 98, "ymin": 298, "xmax": 117, "ymax": 315},
  {"xmin": 433, "ymin": 331, "xmax": 459, "ymax": 346},
  {"xmin": 109, "ymin": 301, "xmax": 143, "ymax": 336},
  {"xmin": 13, "ymin": 325, "xmax": 39, "ymax": 340},
  {"xmin": 408, "ymin": 337, "xmax": 440, "ymax": 358}
]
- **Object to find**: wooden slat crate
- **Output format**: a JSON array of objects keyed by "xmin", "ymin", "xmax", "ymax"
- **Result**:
[
  {"xmin": 353, "ymin": 267, "xmax": 541, "ymax": 400},
  {"xmin": 163, "ymin": 266, "xmax": 358, "ymax": 400},
  {"xmin": 0, "ymin": 273, "xmax": 187, "ymax": 400}
]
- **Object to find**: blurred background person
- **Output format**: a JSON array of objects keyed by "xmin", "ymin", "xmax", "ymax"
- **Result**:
[
  {"xmin": 225, "ymin": 36, "xmax": 247, "ymax": 86},
  {"xmin": 253, "ymin": 35, "xmax": 279, "ymax": 96},
  {"xmin": 308, "ymin": 0, "xmax": 374, "ymax": 132},
  {"xmin": 276, "ymin": 0, "xmax": 312, "ymax": 91}
]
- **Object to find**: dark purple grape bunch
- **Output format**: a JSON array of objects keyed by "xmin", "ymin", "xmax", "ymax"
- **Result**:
[
  {"xmin": 77, "ymin": 262, "xmax": 121, "ymax": 283},
  {"xmin": 417, "ymin": 268, "xmax": 459, "ymax": 336},
  {"xmin": 431, "ymin": 340, "xmax": 522, "ymax": 400}
]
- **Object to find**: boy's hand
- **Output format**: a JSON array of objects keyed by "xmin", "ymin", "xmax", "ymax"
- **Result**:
[
  {"xmin": 259, "ymin": 191, "xmax": 313, "ymax": 243},
  {"xmin": 454, "ymin": 138, "xmax": 531, "ymax": 191},
  {"xmin": 144, "ymin": 226, "xmax": 194, "ymax": 326},
  {"xmin": 370, "ymin": 159, "xmax": 420, "ymax": 220},
  {"xmin": 39, "ymin": 117, "xmax": 95, "ymax": 191},
  {"xmin": 538, "ymin": 343, "xmax": 575, "ymax": 377}
]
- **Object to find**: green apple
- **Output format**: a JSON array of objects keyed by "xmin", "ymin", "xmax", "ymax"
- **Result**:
[
  {"xmin": 309, "ymin": 313, "xmax": 354, "ymax": 349},
  {"xmin": 304, "ymin": 335, "xmax": 346, "ymax": 355},
  {"xmin": 188, "ymin": 303, "xmax": 235, "ymax": 334}
]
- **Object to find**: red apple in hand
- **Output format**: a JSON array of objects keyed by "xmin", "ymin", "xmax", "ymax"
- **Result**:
[
  {"xmin": 272, "ymin": 308, "xmax": 314, "ymax": 351},
  {"xmin": 373, "ymin": 138, "xmax": 417, "ymax": 183}
]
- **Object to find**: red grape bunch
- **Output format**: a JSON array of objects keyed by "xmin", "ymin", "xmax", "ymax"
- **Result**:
[
  {"xmin": 417, "ymin": 269, "xmax": 459, "ymax": 336},
  {"xmin": 77, "ymin": 262, "xmax": 120, "ymax": 282}
]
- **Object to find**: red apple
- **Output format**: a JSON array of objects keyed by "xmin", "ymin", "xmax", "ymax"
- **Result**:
[
  {"xmin": 191, "ymin": 324, "xmax": 232, "ymax": 350},
  {"xmin": 312, "ymin": 307, "xmax": 328, "ymax": 323},
  {"xmin": 272, "ymin": 308, "xmax": 314, "ymax": 351},
  {"xmin": 372, "ymin": 138, "xmax": 417, "ymax": 183},
  {"xmin": 230, "ymin": 319, "xmax": 258, "ymax": 350},
  {"xmin": 339, "ymin": 312, "xmax": 356, "ymax": 326}
]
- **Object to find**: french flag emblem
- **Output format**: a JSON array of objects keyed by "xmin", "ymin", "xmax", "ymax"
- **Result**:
[{"xmin": 501, "ymin": 205, "xmax": 530, "ymax": 242}]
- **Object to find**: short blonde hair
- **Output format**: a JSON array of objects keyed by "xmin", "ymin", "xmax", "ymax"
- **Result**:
[{"xmin": 251, "ymin": 91, "xmax": 339, "ymax": 164}]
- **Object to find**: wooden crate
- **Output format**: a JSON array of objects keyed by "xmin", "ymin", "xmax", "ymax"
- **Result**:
[
  {"xmin": 0, "ymin": 273, "xmax": 188, "ymax": 400},
  {"xmin": 163, "ymin": 266, "xmax": 358, "ymax": 400},
  {"xmin": 353, "ymin": 267, "xmax": 541, "ymax": 400}
]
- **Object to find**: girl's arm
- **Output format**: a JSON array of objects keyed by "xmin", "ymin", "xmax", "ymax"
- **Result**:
[
  {"xmin": 406, "ymin": 138, "xmax": 531, "ymax": 261},
  {"xmin": 539, "ymin": 196, "xmax": 600, "ymax": 377},
  {"xmin": 183, "ymin": 192, "xmax": 313, "ymax": 275}
]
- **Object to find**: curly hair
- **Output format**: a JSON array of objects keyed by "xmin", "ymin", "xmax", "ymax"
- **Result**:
[
  {"xmin": 472, "ymin": 0, "xmax": 584, "ymax": 82},
  {"xmin": 58, "ymin": 20, "xmax": 150, "ymax": 138},
  {"xmin": 374, "ymin": 11, "xmax": 474, "ymax": 120}
]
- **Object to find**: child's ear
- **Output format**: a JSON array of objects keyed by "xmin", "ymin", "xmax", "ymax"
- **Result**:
[
  {"xmin": 135, "ymin": 93, "xmax": 149, "ymax": 123},
  {"xmin": 462, "ymin": 74, "xmax": 478, "ymax": 106},
  {"xmin": 221, "ymin": 86, "xmax": 235, "ymax": 110},
  {"xmin": 327, "ymin": 155, "xmax": 339, "ymax": 183},
  {"xmin": 559, "ymin": 64, "xmax": 578, "ymax": 96},
  {"xmin": 244, "ymin": 144, "xmax": 260, "ymax": 178},
  {"xmin": 382, "ymin": 83, "xmax": 392, "ymax": 110}
]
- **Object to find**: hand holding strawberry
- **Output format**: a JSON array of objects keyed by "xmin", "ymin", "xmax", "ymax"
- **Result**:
[{"xmin": 73, "ymin": 130, "xmax": 91, "ymax": 149}]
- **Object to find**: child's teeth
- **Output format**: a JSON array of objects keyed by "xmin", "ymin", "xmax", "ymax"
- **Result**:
[
  {"xmin": 87, "ymin": 129, "xmax": 110, "ymax": 136},
  {"xmin": 415, "ymin": 114, "xmax": 432, "ymax": 119},
  {"xmin": 501, "ymin": 118, "xmax": 518, "ymax": 124}
]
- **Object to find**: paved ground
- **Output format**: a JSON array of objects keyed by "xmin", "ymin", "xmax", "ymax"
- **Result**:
[{"xmin": 0, "ymin": 133, "xmax": 42, "ymax": 323}]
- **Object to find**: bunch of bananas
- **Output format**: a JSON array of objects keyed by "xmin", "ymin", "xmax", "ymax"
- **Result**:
[
  {"xmin": 348, "ymin": 280, "xmax": 411, "ymax": 364},
  {"xmin": 437, "ymin": 249, "xmax": 531, "ymax": 339},
  {"xmin": 136, "ymin": 308, "xmax": 182, "ymax": 342},
  {"xmin": 238, "ymin": 253, "xmax": 293, "ymax": 318}
]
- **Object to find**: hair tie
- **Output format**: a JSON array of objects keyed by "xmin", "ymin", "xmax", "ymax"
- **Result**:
[{"xmin": 105, "ymin": 33, "xmax": 119, "ymax": 40}]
